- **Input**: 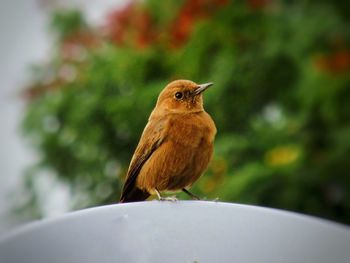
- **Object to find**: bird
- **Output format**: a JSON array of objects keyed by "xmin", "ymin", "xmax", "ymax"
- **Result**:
[{"xmin": 119, "ymin": 79, "xmax": 216, "ymax": 203}]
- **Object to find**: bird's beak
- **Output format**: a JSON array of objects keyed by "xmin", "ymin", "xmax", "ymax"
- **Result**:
[{"xmin": 194, "ymin": 82, "xmax": 213, "ymax": 95}]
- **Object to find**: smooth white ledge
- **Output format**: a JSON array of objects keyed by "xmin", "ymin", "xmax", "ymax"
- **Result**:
[{"xmin": 0, "ymin": 201, "xmax": 349, "ymax": 263}]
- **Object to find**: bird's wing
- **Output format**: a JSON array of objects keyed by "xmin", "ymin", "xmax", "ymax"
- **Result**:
[{"xmin": 119, "ymin": 117, "xmax": 167, "ymax": 201}]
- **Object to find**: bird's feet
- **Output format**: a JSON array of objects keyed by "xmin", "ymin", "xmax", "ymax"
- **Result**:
[
  {"xmin": 159, "ymin": 195, "xmax": 178, "ymax": 202},
  {"xmin": 182, "ymin": 188, "xmax": 201, "ymax": 200},
  {"xmin": 155, "ymin": 189, "xmax": 177, "ymax": 202}
]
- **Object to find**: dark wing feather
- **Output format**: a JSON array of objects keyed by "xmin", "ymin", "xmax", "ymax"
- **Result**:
[{"xmin": 119, "ymin": 118, "xmax": 166, "ymax": 202}]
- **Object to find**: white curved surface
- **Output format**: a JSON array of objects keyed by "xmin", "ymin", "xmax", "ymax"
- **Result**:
[{"xmin": 0, "ymin": 201, "xmax": 349, "ymax": 263}]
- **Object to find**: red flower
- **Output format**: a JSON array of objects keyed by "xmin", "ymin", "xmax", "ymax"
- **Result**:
[
  {"xmin": 104, "ymin": 2, "xmax": 136, "ymax": 45},
  {"xmin": 170, "ymin": 0, "xmax": 229, "ymax": 48},
  {"xmin": 247, "ymin": 0, "xmax": 269, "ymax": 10},
  {"xmin": 61, "ymin": 32, "xmax": 100, "ymax": 61},
  {"xmin": 104, "ymin": 0, "xmax": 229, "ymax": 49},
  {"xmin": 314, "ymin": 50, "xmax": 350, "ymax": 74},
  {"xmin": 104, "ymin": 1, "xmax": 157, "ymax": 49}
]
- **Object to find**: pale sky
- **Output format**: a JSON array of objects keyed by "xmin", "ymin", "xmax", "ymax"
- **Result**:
[{"xmin": 0, "ymin": 0, "xmax": 128, "ymax": 235}]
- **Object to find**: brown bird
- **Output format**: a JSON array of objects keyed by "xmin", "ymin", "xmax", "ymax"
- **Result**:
[{"xmin": 119, "ymin": 79, "xmax": 216, "ymax": 203}]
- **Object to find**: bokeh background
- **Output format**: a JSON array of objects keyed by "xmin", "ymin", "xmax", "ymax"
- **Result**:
[{"xmin": 1, "ymin": 0, "xmax": 350, "ymax": 233}]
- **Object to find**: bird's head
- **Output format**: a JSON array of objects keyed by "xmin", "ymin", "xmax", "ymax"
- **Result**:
[{"xmin": 155, "ymin": 80, "xmax": 213, "ymax": 114}]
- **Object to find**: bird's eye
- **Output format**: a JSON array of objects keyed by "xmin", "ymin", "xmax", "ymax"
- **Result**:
[{"xmin": 175, "ymin": 92, "xmax": 183, "ymax": 100}]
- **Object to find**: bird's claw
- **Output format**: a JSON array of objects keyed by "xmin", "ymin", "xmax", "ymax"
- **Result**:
[{"xmin": 159, "ymin": 195, "xmax": 178, "ymax": 202}]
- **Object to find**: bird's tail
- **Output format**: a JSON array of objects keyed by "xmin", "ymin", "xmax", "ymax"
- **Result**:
[{"xmin": 119, "ymin": 187, "xmax": 150, "ymax": 203}]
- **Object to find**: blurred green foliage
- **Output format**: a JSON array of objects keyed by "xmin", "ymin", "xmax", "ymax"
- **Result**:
[{"xmin": 22, "ymin": 0, "xmax": 350, "ymax": 224}]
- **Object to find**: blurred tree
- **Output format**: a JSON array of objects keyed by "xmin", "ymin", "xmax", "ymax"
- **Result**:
[{"xmin": 21, "ymin": 0, "xmax": 350, "ymax": 224}]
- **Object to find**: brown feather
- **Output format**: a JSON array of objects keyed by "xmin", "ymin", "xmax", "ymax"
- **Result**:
[
  {"xmin": 119, "ymin": 80, "xmax": 216, "ymax": 202},
  {"xmin": 119, "ymin": 118, "xmax": 166, "ymax": 202}
]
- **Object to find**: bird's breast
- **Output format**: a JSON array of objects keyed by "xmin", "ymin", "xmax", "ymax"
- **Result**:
[
  {"xmin": 136, "ymin": 111, "xmax": 216, "ymax": 193},
  {"xmin": 166, "ymin": 111, "xmax": 216, "ymax": 147}
]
